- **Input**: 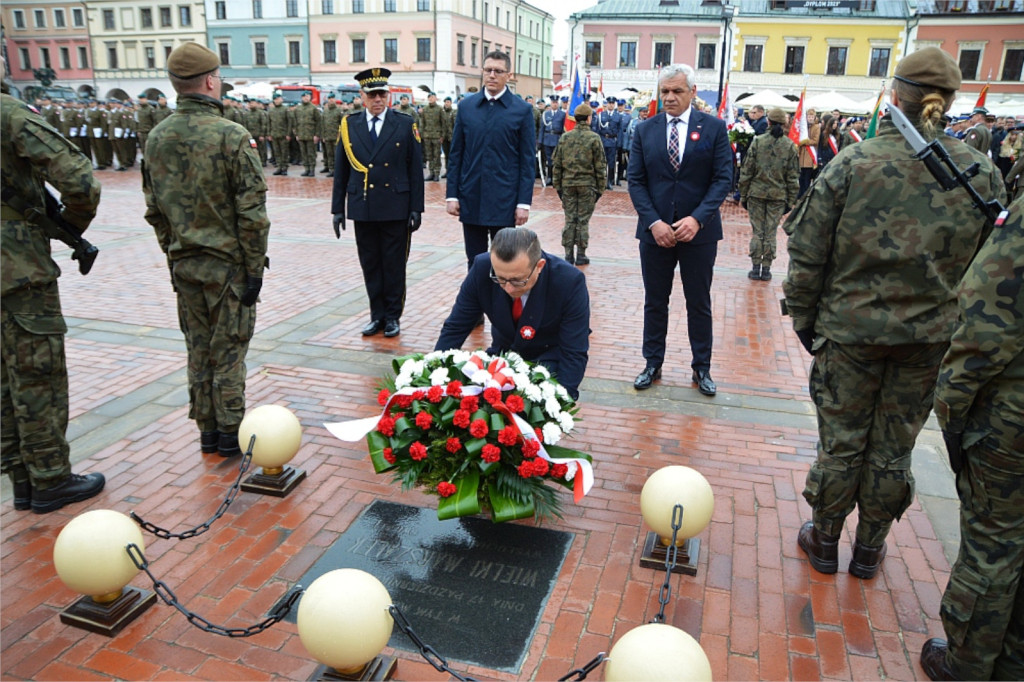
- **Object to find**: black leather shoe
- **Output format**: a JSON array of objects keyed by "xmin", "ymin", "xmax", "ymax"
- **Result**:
[
  {"xmin": 920, "ymin": 638, "xmax": 957, "ymax": 681},
  {"xmin": 325, "ymin": 172, "xmax": 334, "ymax": 177},
  {"xmin": 633, "ymin": 365, "xmax": 662, "ymax": 390},
  {"xmin": 849, "ymin": 540, "xmax": 887, "ymax": 579},
  {"xmin": 218, "ymin": 431, "xmax": 241, "ymax": 457},
  {"xmin": 383, "ymin": 319, "xmax": 400, "ymax": 337},
  {"xmin": 362, "ymin": 319, "xmax": 384, "ymax": 336},
  {"xmin": 576, "ymin": 255, "xmax": 590, "ymax": 265},
  {"xmin": 760, "ymin": 268, "xmax": 773, "ymax": 281},
  {"xmin": 13, "ymin": 479, "xmax": 31, "ymax": 511},
  {"xmin": 797, "ymin": 521, "xmax": 839, "ymax": 574},
  {"xmin": 692, "ymin": 369, "xmax": 717, "ymax": 396},
  {"xmin": 31, "ymin": 473, "xmax": 105, "ymax": 514},
  {"xmin": 200, "ymin": 430, "xmax": 221, "ymax": 454}
]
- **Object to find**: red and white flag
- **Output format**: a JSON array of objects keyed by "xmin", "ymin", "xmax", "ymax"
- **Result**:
[{"xmin": 788, "ymin": 87, "xmax": 817, "ymax": 166}]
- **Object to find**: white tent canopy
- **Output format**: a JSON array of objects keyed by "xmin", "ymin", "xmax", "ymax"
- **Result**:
[
  {"xmin": 805, "ymin": 90, "xmax": 870, "ymax": 115},
  {"xmin": 734, "ymin": 89, "xmax": 797, "ymax": 111}
]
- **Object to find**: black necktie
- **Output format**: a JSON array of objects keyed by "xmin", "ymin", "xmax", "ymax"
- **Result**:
[{"xmin": 370, "ymin": 116, "xmax": 379, "ymax": 142}]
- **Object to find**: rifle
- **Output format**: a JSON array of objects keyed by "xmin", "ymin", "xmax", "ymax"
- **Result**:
[{"xmin": 1, "ymin": 186, "xmax": 99, "ymax": 275}]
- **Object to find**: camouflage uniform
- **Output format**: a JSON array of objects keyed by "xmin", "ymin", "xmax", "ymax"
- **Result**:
[
  {"xmin": 136, "ymin": 101, "xmax": 155, "ymax": 159},
  {"xmin": 783, "ymin": 116, "xmax": 1005, "ymax": 549},
  {"xmin": 88, "ymin": 104, "xmax": 112, "ymax": 168},
  {"xmin": 152, "ymin": 102, "xmax": 173, "ymax": 126},
  {"xmin": 738, "ymin": 131, "xmax": 799, "ymax": 274},
  {"xmin": 320, "ymin": 101, "xmax": 344, "ymax": 175},
  {"xmin": 268, "ymin": 101, "xmax": 290, "ymax": 173},
  {"xmin": 397, "ymin": 102, "xmax": 419, "ymax": 128},
  {"xmin": 552, "ymin": 124, "xmax": 605, "ymax": 262},
  {"xmin": 243, "ymin": 104, "xmax": 268, "ymax": 166},
  {"xmin": 143, "ymin": 93, "xmax": 269, "ymax": 437},
  {"xmin": 963, "ymin": 123, "xmax": 992, "ymax": 155},
  {"xmin": 420, "ymin": 101, "xmax": 443, "ymax": 178},
  {"xmin": 440, "ymin": 103, "xmax": 455, "ymax": 176},
  {"xmin": 292, "ymin": 100, "xmax": 322, "ymax": 175},
  {"xmin": 932, "ymin": 193, "xmax": 1024, "ymax": 681},
  {"xmin": 1, "ymin": 90, "xmax": 102, "ymax": 492}
]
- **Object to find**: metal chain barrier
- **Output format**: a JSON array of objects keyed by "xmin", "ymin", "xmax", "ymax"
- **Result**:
[
  {"xmin": 651, "ymin": 503, "xmax": 684, "ymax": 624},
  {"xmin": 130, "ymin": 436, "xmax": 255, "ymax": 539},
  {"xmin": 388, "ymin": 604, "xmax": 479, "ymax": 681},
  {"xmin": 126, "ymin": 542, "xmax": 301, "ymax": 637},
  {"xmin": 558, "ymin": 653, "xmax": 607, "ymax": 681}
]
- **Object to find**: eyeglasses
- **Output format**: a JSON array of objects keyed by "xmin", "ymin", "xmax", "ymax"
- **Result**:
[
  {"xmin": 489, "ymin": 261, "xmax": 538, "ymax": 288},
  {"xmin": 482, "ymin": 68, "xmax": 508, "ymax": 75},
  {"xmin": 364, "ymin": 91, "xmax": 389, "ymax": 99}
]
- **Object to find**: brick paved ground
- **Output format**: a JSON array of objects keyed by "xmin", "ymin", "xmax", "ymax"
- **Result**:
[{"xmin": 1, "ymin": 164, "xmax": 961, "ymax": 681}]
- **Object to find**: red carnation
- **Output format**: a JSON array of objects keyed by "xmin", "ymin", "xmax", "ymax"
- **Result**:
[
  {"xmin": 534, "ymin": 427, "xmax": 543, "ymax": 440},
  {"xmin": 445, "ymin": 437, "xmax": 462, "ymax": 453},
  {"xmin": 437, "ymin": 481, "xmax": 457, "ymax": 498},
  {"xmin": 469, "ymin": 418, "xmax": 489, "ymax": 438},
  {"xmin": 505, "ymin": 395, "xmax": 525, "ymax": 413},
  {"xmin": 377, "ymin": 416, "xmax": 395, "ymax": 436},
  {"xmin": 412, "ymin": 390, "xmax": 427, "ymax": 401},
  {"xmin": 460, "ymin": 396, "xmax": 479, "ymax": 412},
  {"xmin": 551, "ymin": 463, "xmax": 568, "ymax": 478},
  {"xmin": 394, "ymin": 394, "xmax": 414, "ymax": 409},
  {"xmin": 532, "ymin": 458, "xmax": 550, "ymax": 476},
  {"xmin": 521, "ymin": 438, "xmax": 540, "ymax": 458},
  {"xmin": 415, "ymin": 411, "xmax": 433, "ymax": 429},
  {"xmin": 427, "ymin": 385, "xmax": 444, "ymax": 403},
  {"xmin": 483, "ymin": 387, "xmax": 502, "ymax": 405},
  {"xmin": 383, "ymin": 447, "xmax": 396, "ymax": 464},
  {"xmin": 409, "ymin": 441, "xmax": 428, "ymax": 461},
  {"xmin": 518, "ymin": 460, "xmax": 535, "ymax": 478},
  {"xmin": 391, "ymin": 411, "xmax": 405, "ymax": 421},
  {"xmin": 453, "ymin": 409, "xmax": 471, "ymax": 428},
  {"xmin": 446, "ymin": 381, "xmax": 463, "ymax": 397},
  {"xmin": 377, "ymin": 388, "xmax": 391, "ymax": 406},
  {"xmin": 498, "ymin": 425, "xmax": 519, "ymax": 446},
  {"xmin": 481, "ymin": 444, "xmax": 501, "ymax": 463}
]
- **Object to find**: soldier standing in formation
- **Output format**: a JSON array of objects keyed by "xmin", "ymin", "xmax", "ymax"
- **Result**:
[
  {"xmin": 552, "ymin": 103, "xmax": 605, "ymax": 266},
  {"xmin": 785, "ymin": 47, "xmax": 1006, "ymax": 582},
  {"xmin": 540, "ymin": 96, "xmax": 562, "ymax": 186},
  {"xmin": 396, "ymin": 93, "xmax": 419, "ymax": 128},
  {"xmin": 321, "ymin": 93, "xmax": 345, "ymax": 177},
  {"xmin": 88, "ymin": 100, "xmax": 112, "ymax": 170},
  {"xmin": 143, "ymin": 42, "xmax": 270, "ymax": 458},
  {"xmin": 921, "ymin": 193, "xmax": 1024, "ymax": 682},
  {"xmin": 268, "ymin": 92, "xmax": 291, "ymax": 176},
  {"xmin": 136, "ymin": 93, "xmax": 155, "ymax": 160},
  {"xmin": 738, "ymin": 107, "xmax": 799, "ymax": 282},
  {"xmin": 420, "ymin": 93, "xmax": 443, "ymax": 181},
  {"xmin": 293, "ymin": 91, "xmax": 321, "ymax": 177},
  {"xmin": 592, "ymin": 97, "xmax": 620, "ymax": 190},
  {"xmin": 1, "ymin": 66, "xmax": 107, "ymax": 513},
  {"xmin": 152, "ymin": 94, "xmax": 173, "ymax": 126},
  {"xmin": 331, "ymin": 67, "xmax": 424, "ymax": 339},
  {"xmin": 244, "ymin": 97, "xmax": 269, "ymax": 167},
  {"xmin": 440, "ymin": 96, "xmax": 455, "ymax": 178},
  {"xmin": 963, "ymin": 106, "xmax": 992, "ymax": 155},
  {"xmin": 614, "ymin": 99, "xmax": 630, "ymax": 186}
]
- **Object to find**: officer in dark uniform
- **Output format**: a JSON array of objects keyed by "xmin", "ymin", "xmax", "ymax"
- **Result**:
[
  {"xmin": 331, "ymin": 67, "xmax": 425, "ymax": 339},
  {"xmin": 594, "ymin": 97, "xmax": 621, "ymax": 190},
  {"xmin": 540, "ymin": 95, "xmax": 561, "ymax": 186}
]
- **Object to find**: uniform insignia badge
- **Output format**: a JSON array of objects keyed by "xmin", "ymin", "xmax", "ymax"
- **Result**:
[
  {"xmin": 690, "ymin": 131, "xmax": 700, "ymax": 142},
  {"xmin": 412, "ymin": 123, "xmax": 421, "ymax": 143},
  {"xmin": 372, "ymin": 68, "xmax": 380, "ymax": 77},
  {"xmin": 249, "ymin": 138, "xmax": 258, "ymax": 148},
  {"xmin": 520, "ymin": 326, "xmax": 535, "ymax": 340}
]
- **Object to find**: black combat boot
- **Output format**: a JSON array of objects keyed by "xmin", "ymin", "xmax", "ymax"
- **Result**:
[
  {"xmin": 200, "ymin": 430, "xmax": 220, "ymax": 454},
  {"xmin": 575, "ymin": 248, "xmax": 589, "ymax": 265},
  {"xmin": 748, "ymin": 264, "xmax": 762, "ymax": 280},
  {"xmin": 31, "ymin": 473, "xmax": 106, "ymax": 514},
  {"xmin": 218, "ymin": 431, "xmax": 242, "ymax": 457},
  {"xmin": 797, "ymin": 521, "xmax": 839, "ymax": 574}
]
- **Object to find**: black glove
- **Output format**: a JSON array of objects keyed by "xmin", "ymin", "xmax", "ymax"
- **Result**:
[
  {"xmin": 942, "ymin": 428, "xmax": 965, "ymax": 474},
  {"xmin": 795, "ymin": 328, "xmax": 815, "ymax": 354},
  {"xmin": 408, "ymin": 211, "xmax": 421, "ymax": 232},
  {"xmin": 240, "ymin": 276, "xmax": 262, "ymax": 307},
  {"xmin": 784, "ymin": 204, "xmax": 792, "ymax": 214},
  {"xmin": 557, "ymin": 190, "xmax": 563, "ymax": 202},
  {"xmin": 332, "ymin": 213, "xmax": 345, "ymax": 238},
  {"xmin": 741, "ymin": 200, "xmax": 748, "ymax": 210}
]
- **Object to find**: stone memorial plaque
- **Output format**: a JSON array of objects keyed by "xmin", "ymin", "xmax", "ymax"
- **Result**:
[{"xmin": 282, "ymin": 500, "xmax": 574, "ymax": 672}]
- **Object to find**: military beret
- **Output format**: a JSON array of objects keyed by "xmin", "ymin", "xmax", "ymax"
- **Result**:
[
  {"xmin": 273, "ymin": 90, "xmax": 283, "ymax": 98},
  {"xmin": 618, "ymin": 99, "xmax": 626, "ymax": 105},
  {"xmin": 767, "ymin": 107, "xmax": 787, "ymax": 124},
  {"xmin": 574, "ymin": 103, "xmax": 593, "ymax": 118},
  {"xmin": 138, "ymin": 92, "xmax": 148, "ymax": 98},
  {"xmin": 444, "ymin": 96, "xmax": 452, "ymax": 102},
  {"xmin": 894, "ymin": 46, "xmax": 960, "ymax": 92},
  {"xmin": 327, "ymin": 92, "xmax": 337, "ymax": 99},
  {"xmin": 167, "ymin": 42, "xmax": 220, "ymax": 79}
]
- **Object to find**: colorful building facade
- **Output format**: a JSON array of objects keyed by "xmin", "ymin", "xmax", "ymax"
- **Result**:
[
  {"xmin": 204, "ymin": 0, "xmax": 310, "ymax": 85},
  {"xmin": 2, "ymin": 1, "xmax": 95, "ymax": 97}
]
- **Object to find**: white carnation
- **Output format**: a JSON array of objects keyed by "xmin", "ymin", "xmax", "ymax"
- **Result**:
[
  {"xmin": 395, "ymin": 373, "xmax": 413, "ymax": 390},
  {"xmin": 544, "ymin": 396, "xmax": 562, "ymax": 417},
  {"xmin": 540, "ymin": 382, "xmax": 556, "ymax": 399},
  {"xmin": 533, "ymin": 365, "xmax": 551, "ymax": 378},
  {"xmin": 557, "ymin": 411, "xmax": 575, "ymax": 432},
  {"xmin": 542, "ymin": 422, "xmax": 562, "ymax": 445},
  {"xmin": 522, "ymin": 384, "xmax": 542, "ymax": 402},
  {"xmin": 470, "ymin": 369, "xmax": 491, "ymax": 385},
  {"xmin": 429, "ymin": 367, "xmax": 450, "ymax": 385},
  {"xmin": 563, "ymin": 461, "xmax": 578, "ymax": 481},
  {"xmin": 450, "ymin": 349, "xmax": 471, "ymax": 365},
  {"xmin": 423, "ymin": 350, "xmax": 445, "ymax": 363},
  {"xmin": 555, "ymin": 383, "xmax": 569, "ymax": 399}
]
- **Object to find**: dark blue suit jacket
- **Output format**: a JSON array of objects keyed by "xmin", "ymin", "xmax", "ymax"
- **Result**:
[
  {"xmin": 331, "ymin": 111, "xmax": 424, "ymax": 222},
  {"xmin": 627, "ymin": 108, "xmax": 733, "ymax": 246},
  {"xmin": 445, "ymin": 90, "xmax": 536, "ymax": 226},
  {"xmin": 434, "ymin": 251, "xmax": 590, "ymax": 399}
]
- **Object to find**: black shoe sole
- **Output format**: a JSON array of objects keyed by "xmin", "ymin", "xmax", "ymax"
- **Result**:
[
  {"xmin": 32, "ymin": 486, "xmax": 105, "ymax": 514},
  {"xmin": 14, "ymin": 498, "xmax": 31, "ymax": 511}
]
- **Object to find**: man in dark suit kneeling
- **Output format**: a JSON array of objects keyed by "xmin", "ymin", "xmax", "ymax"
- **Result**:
[{"xmin": 435, "ymin": 228, "xmax": 590, "ymax": 400}]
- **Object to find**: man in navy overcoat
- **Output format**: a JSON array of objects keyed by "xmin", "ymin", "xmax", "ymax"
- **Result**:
[
  {"xmin": 445, "ymin": 51, "xmax": 536, "ymax": 270},
  {"xmin": 627, "ymin": 63, "xmax": 733, "ymax": 396},
  {"xmin": 435, "ymin": 228, "xmax": 590, "ymax": 400}
]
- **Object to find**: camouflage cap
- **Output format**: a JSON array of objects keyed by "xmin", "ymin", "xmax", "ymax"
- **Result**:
[
  {"xmin": 894, "ymin": 47, "xmax": 960, "ymax": 92},
  {"xmin": 167, "ymin": 42, "xmax": 220, "ymax": 79},
  {"xmin": 574, "ymin": 103, "xmax": 593, "ymax": 118},
  {"xmin": 767, "ymin": 107, "xmax": 787, "ymax": 124}
]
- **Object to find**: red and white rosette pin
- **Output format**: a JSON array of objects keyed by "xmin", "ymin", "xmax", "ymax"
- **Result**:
[
  {"xmin": 520, "ymin": 326, "xmax": 535, "ymax": 340},
  {"xmin": 690, "ymin": 131, "xmax": 700, "ymax": 142}
]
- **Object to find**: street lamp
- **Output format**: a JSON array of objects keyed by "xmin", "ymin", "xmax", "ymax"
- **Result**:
[{"xmin": 717, "ymin": 3, "xmax": 736, "ymax": 111}]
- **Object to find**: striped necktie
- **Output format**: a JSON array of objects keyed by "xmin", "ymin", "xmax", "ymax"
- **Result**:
[{"xmin": 668, "ymin": 118, "xmax": 681, "ymax": 171}]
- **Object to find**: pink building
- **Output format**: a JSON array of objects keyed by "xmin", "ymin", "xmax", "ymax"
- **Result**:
[
  {"xmin": 3, "ymin": 2, "xmax": 94, "ymax": 96},
  {"xmin": 916, "ymin": 19, "xmax": 1024, "ymax": 96}
]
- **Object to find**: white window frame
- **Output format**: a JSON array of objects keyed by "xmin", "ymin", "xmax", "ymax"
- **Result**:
[
  {"xmin": 617, "ymin": 35, "xmax": 639, "ymax": 68},
  {"xmin": 12, "ymin": 9, "xmax": 26, "ymax": 30},
  {"xmin": 33, "ymin": 8, "xmax": 46, "ymax": 28},
  {"xmin": 651, "ymin": 35, "xmax": 674, "ymax": 69},
  {"xmin": 957, "ymin": 40, "xmax": 988, "ymax": 81},
  {"xmin": 54, "ymin": 8, "xmax": 66, "ymax": 29},
  {"xmin": 251, "ymin": 37, "xmax": 268, "ymax": 67},
  {"xmin": 743, "ymin": 36, "xmax": 767, "ymax": 73}
]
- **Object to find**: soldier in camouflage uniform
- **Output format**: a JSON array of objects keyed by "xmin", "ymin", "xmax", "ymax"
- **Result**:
[
  {"xmin": 420, "ymin": 93, "xmax": 443, "ymax": 181},
  {"xmin": 920, "ymin": 193, "xmax": 1024, "ymax": 682},
  {"xmin": 1, "ymin": 73, "xmax": 107, "ymax": 513},
  {"xmin": 738, "ymin": 107, "xmax": 799, "ymax": 281},
  {"xmin": 396, "ymin": 94, "xmax": 419, "ymax": 128},
  {"xmin": 244, "ymin": 98, "xmax": 268, "ymax": 167},
  {"xmin": 350, "ymin": 95, "xmax": 364, "ymax": 115},
  {"xmin": 785, "ymin": 47, "xmax": 1007, "ymax": 580},
  {"xmin": 292, "ymin": 92, "xmax": 322, "ymax": 177},
  {"xmin": 552, "ymin": 103, "xmax": 605, "ymax": 266},
  {"xmin": 88, "ymin": 101, "xmax": 112, "ymax": 169},
  {"xmin": 136, "ymin": 94, "xmax": 154, "ymax": 160},
  {"xmin": 440, "ymin": 96, "xmax": 455, "ymax": 177},
  {"xmin": 143, "ymin": 43, "xmax": 270, "ymax": 458},
  {"xmin": 320, "ymin": 93, "xmax": 344, "ymax": 177},
  {"xmin": 268, "ymin": 93, "xmax": 290, "ymax": 175},
  {"xmin": 152, "ymin": 94, "xmax": 173, "ymax": 126}
]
